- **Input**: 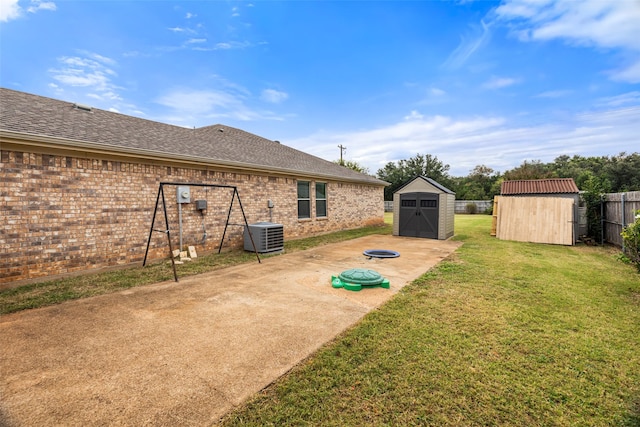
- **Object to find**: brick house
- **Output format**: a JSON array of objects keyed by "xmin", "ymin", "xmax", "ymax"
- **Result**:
[{"xmin": 1, "ymin": 88, "xmax": 387, "ymax": 284}]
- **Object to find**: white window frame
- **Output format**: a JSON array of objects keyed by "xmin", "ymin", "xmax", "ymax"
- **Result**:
[
  {"xmin": 315, "ymin": 182, "xmax": 327, "ymax": 218},
  {"xmin": 297, "ymin": 181, "xmax": 311, "ymax": 219}
]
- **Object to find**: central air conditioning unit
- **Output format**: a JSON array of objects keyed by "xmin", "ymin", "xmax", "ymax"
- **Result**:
[{"xmin": 244, "ymin": 222, "xmax": 284, "ymax": 253}]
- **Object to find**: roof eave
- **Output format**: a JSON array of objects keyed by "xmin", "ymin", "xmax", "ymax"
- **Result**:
[{"xmin": 0, "ymin": 129, "xmax": 386, "ymax": 186}]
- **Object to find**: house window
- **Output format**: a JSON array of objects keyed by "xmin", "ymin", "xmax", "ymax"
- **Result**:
[
  {"xmin": 297, "ymin": 181, "xmax": 310, "ymax": 219},
  {"xmin": 316, "ymin": 182, "xmax": 327, "ymax": 217}
]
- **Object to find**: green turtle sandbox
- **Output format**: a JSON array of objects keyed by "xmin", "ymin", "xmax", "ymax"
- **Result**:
[{"xmin": 331, "ymin": 268, "xmax": 390, "ymax": 291}]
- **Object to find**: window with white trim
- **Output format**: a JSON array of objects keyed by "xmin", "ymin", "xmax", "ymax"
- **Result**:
[
  {"xmin": 315, "ymin": 182, "xmax": 327, "ymax": 217},
  {"xmin": 297, "ymin": 181, "xmax": 311, "ymax": 219}
]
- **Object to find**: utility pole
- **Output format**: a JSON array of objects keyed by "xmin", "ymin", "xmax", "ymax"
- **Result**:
[{"xmin": 338, "ymin": 144, "xmax": 346, "ymax": 165}]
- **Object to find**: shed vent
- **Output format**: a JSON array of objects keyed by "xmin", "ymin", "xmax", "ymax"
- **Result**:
[{"xmin": 244, "ymin": 222, "xmax": 284, "ymax": 253}]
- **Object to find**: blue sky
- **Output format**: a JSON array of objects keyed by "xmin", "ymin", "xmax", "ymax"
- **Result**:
[{"xmin": 1, "ymin": 0, "xmax": 639, "ymax": 176}]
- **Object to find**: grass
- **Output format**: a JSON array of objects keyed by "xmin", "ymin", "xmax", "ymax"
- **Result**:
[
  {"xmin": 219, "ymin": 215, "xmax": 640, "ymax": 427},
  {"xmin": 0, "ymin": 222, "xmax": 391, "ymax": 315}
]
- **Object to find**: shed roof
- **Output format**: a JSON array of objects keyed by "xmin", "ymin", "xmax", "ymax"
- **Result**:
[
  {"xmin": 395, "ymin": 176, "xmax": 455, "ymax": 195},
  {"xmin": 0, "ymin": 88, "xmax": 386, "ymax": 186},
  {"xmin": 500, "ymin": 178, "xmax": 579, "ymax": 195}
]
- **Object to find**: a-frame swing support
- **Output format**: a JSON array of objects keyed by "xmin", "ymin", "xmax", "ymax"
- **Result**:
[{"xmin": 143, "ymin": 182, "xmax": 261, "ymax": 282}]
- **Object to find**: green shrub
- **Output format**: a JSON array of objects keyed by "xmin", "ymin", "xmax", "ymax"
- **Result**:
[
  {"xmin": 621, "ymin": 209, "xmax": 640, "ymax": 272},
  {"xmin": 465, "ymin": 202, "xmax": 477, "ymax": 214},
  {"xmin": 484, "ymin": 204, "xmax": 494, "ymax": 215}
]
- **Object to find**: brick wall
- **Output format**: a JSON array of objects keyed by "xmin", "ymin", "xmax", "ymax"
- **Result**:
[{"xmin": 0, "ymin": 149, "xmax": 384, "ymax": 284}]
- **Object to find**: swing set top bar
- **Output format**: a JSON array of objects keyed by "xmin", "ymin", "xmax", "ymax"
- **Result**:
[{"xmin": 159, "ymin": 182, "xmax": 237, "ymax": 189}]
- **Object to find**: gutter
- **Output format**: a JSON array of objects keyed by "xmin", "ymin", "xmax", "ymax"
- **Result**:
[{"xmin": 1, "ymin": 129, "xmax": 388, "ymax": 186}]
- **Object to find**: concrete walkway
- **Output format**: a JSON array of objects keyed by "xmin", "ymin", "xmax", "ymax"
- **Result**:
[{"xmin": 0, "ymin": 235, "xmax": 461, "ymax": 426}]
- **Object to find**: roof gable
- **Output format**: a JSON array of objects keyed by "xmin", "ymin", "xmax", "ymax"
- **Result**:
[
  {"xmin": 395, "ymin": 176, "xmax": 455, "ymax": 195},
  {"xmin": 0, "ymin": 88, "xmax": 386, "ymax": 186},
  {"xmin": 500, "ymin": 178, "xmax": 579, "ymax": 195}
]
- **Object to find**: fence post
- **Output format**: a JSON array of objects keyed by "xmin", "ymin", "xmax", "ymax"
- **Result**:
[
  {"xmin": 621, "ymin": 193, "xmax": 626, "ymax": 252},
  {"xmin": 600, "ymin": 194, "xmax": 604, "ymax": 245}
]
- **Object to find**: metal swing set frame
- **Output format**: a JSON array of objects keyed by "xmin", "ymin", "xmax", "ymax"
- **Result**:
[{"xmin": 143, "ymin": 182, "xmax": 261, "ymax": 282}]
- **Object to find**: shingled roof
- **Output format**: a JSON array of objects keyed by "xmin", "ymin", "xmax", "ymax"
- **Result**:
[
  {"xmin": 501, "ymin": 178, "xmax": 579, "ymax": 195},
  {"xmin": 0, "ymin": 88, "xmax": 385, "ymax": 186}
]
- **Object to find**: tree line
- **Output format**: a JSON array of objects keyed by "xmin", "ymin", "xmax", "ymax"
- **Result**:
[{"xmin": 366, "ymin": 152, "xmax": 640, "ymax": 201}]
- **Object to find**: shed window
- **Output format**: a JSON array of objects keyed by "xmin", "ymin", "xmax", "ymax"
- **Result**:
[
  {"xmin": 401, "ymin": 200, "xmax": 417, "ymax": 207},
  {"xmin": 297, "ymin": 181, "xmax": 310, "ymax": 219},
  {"xmin": 420, "ymin": 200, "xmax": 437, "ymax": 208},
  {"xmin": 316, "ymin": 182, "xmax": 327, "ymax": 217}
]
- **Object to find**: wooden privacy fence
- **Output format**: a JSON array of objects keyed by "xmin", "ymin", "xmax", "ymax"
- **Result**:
[{"xmin": 602, "ymin": 191, "xmax": 640, "ymax": 248}]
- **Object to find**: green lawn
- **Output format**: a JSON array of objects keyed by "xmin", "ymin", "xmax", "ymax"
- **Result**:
[
  {"xmin": 384, "ymin": 211, "xmax": 392, "ymax": 224},
  {"xmin": 219, "ymin": 215, "xmax": 640, "ymax": 426}
]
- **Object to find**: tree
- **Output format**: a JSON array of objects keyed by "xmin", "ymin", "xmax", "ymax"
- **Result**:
[
  {"xmin": 467, "ymin": 165, "xmax": 499, "ymax": 199},
  {"xmin": 333, "ymin": 159, "xmax": 370, "ymax": 174},
  {"xmin": 376, "ymin": 153, "xmax": 451, "ymax": 200},
  {"xmin": 603, "ymin": 152, "xmax": 640, "ymax": 192},
  {"xmin": 447, "ymin": 165, "xmax": 500, "ymax": 200},
  {"xmin": 502, "ymin": 160, "xmax": 554, "ymax": 181},
  {"xmin": 581, "ymin": 172, "xmax": 610, "ymax": 239}
]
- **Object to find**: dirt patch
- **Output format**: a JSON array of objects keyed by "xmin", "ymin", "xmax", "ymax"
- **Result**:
[{"xmin": 0, "ymin": 235, "xmax": 460, "ymax": 426}]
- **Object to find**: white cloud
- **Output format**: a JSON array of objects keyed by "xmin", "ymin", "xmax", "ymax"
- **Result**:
[
  {"xmin": 482, "ymin": 76, "xmax": 520, "ymax": 89},
  {"xmin": 212, "ymin": 41, "xmax": 252, "ymax": 50},
  {"xmin": 185, "ymin": 12, "xmax": 195, "ymax": 19},
  {"xmin": 597, "ymin": 91, "xmax": 640, "ymax": 107},
  {"xmin": 430, "ymin": 87, "xmax": 446, "ymax": 96},
  {"xmin": 27, "ymin": 0, "xmax": 55, "ymax": 13},
  {"xmin": 504, "ymin": 0, "xmax": 640, "ymax": 50},
  {"xmin": 48, "ymin": 53, "xmax": 122, "ymax": 100},
  {"xmin": 1, "ymin": 0, "xmax": 55, "ymax": 21},
  {"xmin": 443, "ymin": 19, "xmax": 491, "ymax": 69},
  {"xmin": 186, "ymin": 38, "xmax": 206, "ymax": 44},
  {"xmin": 404, "ymin": 110, "xmax": 424, "ymax": 120},
  {"xmin": 87, "ymin": 52, "xmax": 116, "ymax": 66},
  {"xmin": 1, "ymin": 0, "xmax": 21, "ymax": 21},
  {"xmin": 495, "ymin": 0, "xmax": 640, "ymax": 83},
  {"xmin": 609, "ymin": 59, "xmax": 640, "ymax": 84},
  {"xmin": 287, "ymin": 106, "xmax": 640, "ymax": 176},
  {"xmin": 156, "ymin": 90, "xmax": 240, "ymax": 114},
  {"xmin": 261, "ymin": 89, "xmax": 288, "ymax": 104},
  {"xmin": 155, "ymin": 87, "xmax": 287, "ymax": 125}
]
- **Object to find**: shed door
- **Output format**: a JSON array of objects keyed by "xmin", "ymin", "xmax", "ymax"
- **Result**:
[{"xmin": 399, "ymin": 192, "xmax": 439, "ymax": 238}]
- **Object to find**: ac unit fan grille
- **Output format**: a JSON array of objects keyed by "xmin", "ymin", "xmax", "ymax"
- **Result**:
[{"xmin": 244, "ymin": 222, "xmax": 284, "ymax": 253}]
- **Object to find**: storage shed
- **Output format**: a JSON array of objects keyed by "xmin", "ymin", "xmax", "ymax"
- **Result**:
[
  {"xmin": 496, "ymin": 178, "xmax": 580, "ymax": 245},
  {"xmin": 392, "ymin": 176, "xmax": 455, "ymax": 240}
]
